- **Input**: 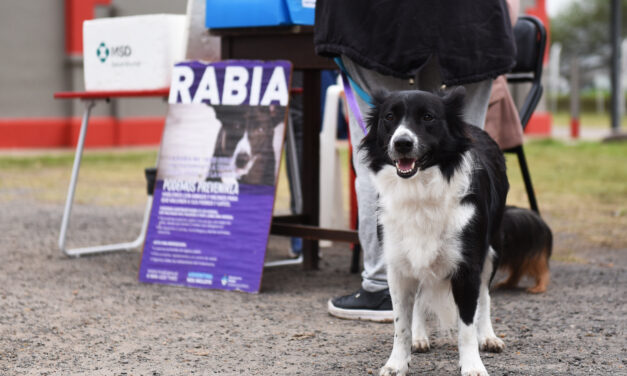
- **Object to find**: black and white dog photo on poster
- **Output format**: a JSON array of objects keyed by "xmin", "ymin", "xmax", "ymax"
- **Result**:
[{"xmin": 207, "ymin": 104, "xmax": 285, "ymax": 186}]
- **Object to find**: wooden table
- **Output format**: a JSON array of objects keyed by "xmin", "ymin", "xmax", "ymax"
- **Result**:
[{"xmin": 213, "ymin": 26, "xmax": 359, "ymax": 270}]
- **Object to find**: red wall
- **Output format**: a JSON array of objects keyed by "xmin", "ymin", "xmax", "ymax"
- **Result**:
[{"xmin": 0, "ymin": 117, "xmax": 164, "ymax": 148}]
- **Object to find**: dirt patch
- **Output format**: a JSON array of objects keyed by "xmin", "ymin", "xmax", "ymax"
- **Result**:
[{"xmin": 1, "ymin": 200, "xmax": 625, "ymax": 375}]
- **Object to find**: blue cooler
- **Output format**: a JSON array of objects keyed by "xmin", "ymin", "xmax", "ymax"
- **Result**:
[
  {"xmin": 206, "ymin": 0, "xmax": 315, "ymax": 28},
  {"xmin": 285, "ymin": 0, "xmax": 315, "ymax": 25}
]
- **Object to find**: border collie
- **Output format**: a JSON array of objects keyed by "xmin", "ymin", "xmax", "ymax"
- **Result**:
[
  {"xmin": 360, "ymin": 88, "xmax": 508, "ymax": 376},
  {"xmin": 208, "ymin": 105, "xmax": 283, "ymax": 186},
  {"xmin": 496, "ymin": 206, "xmax": 552, "ymax": 293}
]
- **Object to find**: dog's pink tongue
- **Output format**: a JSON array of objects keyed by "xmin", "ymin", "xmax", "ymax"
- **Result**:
[{"xmin": 397, "ymin": 158, "xmax": 414, "ymax": 170}]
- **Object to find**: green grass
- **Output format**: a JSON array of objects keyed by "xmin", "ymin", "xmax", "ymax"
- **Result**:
[
  {"xmin": 0, "ymin": 150, "xmax": 156, "ymax": 169},
  {"xmin": 551, "ymin": 111, "xmax": 627, "ymax": 129},
  {"xmin": 1, "ymin": 139, "xmax": 625, "ymax": 255},
  {"xmin": 0, "ymin": 149, "xmax": 158, "ymax": 206},
  {"xmin": 505, "ymin": 139, "xmax": 626, "ymax": 252},
  {"xmin": 507, "ymin": 139, "xmax": 626, "ymax": 204}
]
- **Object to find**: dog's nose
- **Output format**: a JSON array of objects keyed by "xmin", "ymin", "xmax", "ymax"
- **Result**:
[
  {"xmin": 393, "ymin": 136, "xmax": 414, "ymax": 154},
  {"xmin": 235, "ymin": 153, "xmax": 250, "ymax": 169}
]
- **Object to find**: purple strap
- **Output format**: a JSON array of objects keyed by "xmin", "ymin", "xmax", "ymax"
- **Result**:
[{"xmin": 339, "ymin": 71, "xmax": 369, "ymax": 135}]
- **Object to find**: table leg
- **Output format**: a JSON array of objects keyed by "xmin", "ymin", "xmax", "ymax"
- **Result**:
[
  {"xmin": 58, "ymin": 100, "xmax": 95, "ymax": 255},
  {"xmin": 58, "ymin": 99, "xmax": 152, "ymax": 257},
  {"xmin": 301, "ymin": 70, "xmax": 321, "ymax": 270}
]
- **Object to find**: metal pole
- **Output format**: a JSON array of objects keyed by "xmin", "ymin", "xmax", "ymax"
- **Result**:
[
  {"xmin": 621, "ymin": 39, "xmax": 627, "ymax": 116},
  {"xmin": 570, "ymin": 59, "xmax": 580, "ymax": 139},
  {"xmin": 59, "ymin": 100, "xmax": 95, "ymax": 254},
  {"xmin": 611, "ymin": 0, "xmax": 622, "ymax": 134},
  {"xmin": 549, "ymin": 43, "xmax": 562, "ymax": 113}
]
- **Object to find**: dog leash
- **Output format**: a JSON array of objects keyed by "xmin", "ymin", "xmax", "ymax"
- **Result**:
[{"xmin": 334, "ymin": 57, "xmax": 372, "ymax": 135}]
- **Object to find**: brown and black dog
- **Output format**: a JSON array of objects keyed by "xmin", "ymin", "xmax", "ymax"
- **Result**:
[{"xmin": 495, "ymin": 206, "xmax": 552, "ymax": 293}]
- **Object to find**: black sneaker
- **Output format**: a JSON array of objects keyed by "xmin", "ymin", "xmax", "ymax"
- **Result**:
[{"xmin": 327, "ymin": 288, "xmax": 393, "ymax": 322}]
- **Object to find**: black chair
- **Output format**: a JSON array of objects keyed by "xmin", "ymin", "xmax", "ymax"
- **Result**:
[{"xmin": 504, "ymin": 15, "xmax": 547, "ymax": 214}]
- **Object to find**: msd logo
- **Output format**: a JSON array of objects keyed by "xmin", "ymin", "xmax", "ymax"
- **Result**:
[
  {"xmin": 96, "ymin": 42, "xmax": 109, "ymax": 62},
  {"xmin": 96, "ymin": 42, "xmax": 132, "ymax": 63}
]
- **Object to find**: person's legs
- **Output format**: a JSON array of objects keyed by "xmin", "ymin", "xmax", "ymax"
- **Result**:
[
  {"xmin": 327, "ymin": 57, "xmax": 413, "ymax": 322},
  {"xmin": 341, "ymin": 56, "xmax": 414, "ymax": 293},
  {"xmin": 459, "ymin": 79, "xmax": 492, "ymax": 129},
  {"xmin": 328, "ymin": 56, "xmax": 493, "ymax": 322},
  {"xmin": 413, "ymin": 55, "xmax": 493, "ymax": 129}
]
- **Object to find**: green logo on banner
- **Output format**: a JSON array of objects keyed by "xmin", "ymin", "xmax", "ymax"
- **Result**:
[{"xmin": 96, "ymin": 42, "xmax": 109, "ymax": 63}]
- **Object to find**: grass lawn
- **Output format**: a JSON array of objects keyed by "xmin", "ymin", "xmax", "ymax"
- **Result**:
[
  {"xmin": 504, "ymin": 139, "xmax": 626, "ymax": 260},
  {"xmin": 0, "ymin": 149, "xmax": 158, "ymax": 207},
  {"xmin": 1, "ymin": 139, "xmax": 625, "ymax": 259},
  {"xmin": 551, "ymin": 111, "xmax": 627, "ymax": 129}
]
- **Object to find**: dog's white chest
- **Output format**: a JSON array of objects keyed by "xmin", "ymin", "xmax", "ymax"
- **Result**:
[{"xmin": 373, "ymin": 157, "xmax": 475, "ymax": 281}]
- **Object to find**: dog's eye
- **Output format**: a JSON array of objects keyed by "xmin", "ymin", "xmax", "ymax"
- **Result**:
[
  {"xmin": 422, "ymin": 113, "xmax": 434, "ymax": 121},
  {"xmin": 384, "ymin": 113, "xmax": 394, "ymax": 121}
]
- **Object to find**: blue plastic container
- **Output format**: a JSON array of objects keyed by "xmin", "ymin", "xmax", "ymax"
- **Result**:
[
  {"xmin": 285, "ymin": 0, "xmax": 315, "ymax": 25},
  {"xmin": 206, "ymin": 0, "xmax": 290, "ymax": 28},
  {"xmin": 205, "ymin": 0, "xmax": 315, "ymax": 29}
]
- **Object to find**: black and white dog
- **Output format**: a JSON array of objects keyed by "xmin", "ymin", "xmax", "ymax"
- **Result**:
[
  {"xmin": 360, "ymin": 88, "xmax": 508, "ymax": 376},
  {"xmin": 208, "ymin": 105, "xmax": 284, "ymax": 186}
]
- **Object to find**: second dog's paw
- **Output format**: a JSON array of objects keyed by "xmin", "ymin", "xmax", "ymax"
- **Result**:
[
  {"xmin": 494, "ymin": 281, "xmax": 515, "ymax": 290},
  {"xmin": 411, "ymin": 338, "xmax": 430, "ymax": 353},
  {"xmin": 526, "ymin": 285, "xmax": 547, "ymax": 294},
  {"xmin": 479, "ymin": 336, "xmax": 505, "ymax": 353}
]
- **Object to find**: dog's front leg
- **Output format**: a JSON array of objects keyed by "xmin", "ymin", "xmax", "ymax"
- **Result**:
[
  {"xmin": 476, "ymin": 251, "xmax": 504, "ymax": 352},
  {"xmin": 380, "ymin": 267, "xmax": 418, "ymax": 376},
  {"xmin": 411, "ymin": 292, "xmax": 430, "ymax": 353},
  {"xmin": 452, "ymin": 268, "xmax": 488, "ymax": 376}
]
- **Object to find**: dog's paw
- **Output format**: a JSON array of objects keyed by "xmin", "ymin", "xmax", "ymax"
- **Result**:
[
  {"xmin": 379, "ymin": 365, "xmax": 408, "ymax": 376},
  {"xmin": 460, "ymin": 366, "xmax": 489, "ymax": 376},
  {"xmin": 526, "ymin": 285, "xmax": 546, "ymax": 294},
  {"xmin": 460, "ymin": 359, "xmax": 489, "ymax": 376},
  {"xmin": 479, "ymin": 336, "xmax": 505, "ymax": 353},
  {"xmin": 494, "ymin": 281, "xmax": 515, "ymax": 290},
  {"xmin": 411, "ymin": 338, "xmax": 430, "ymax": 353},
  {"xmin": 380, "ymin": 358, "xmax": 409, "ymax": 376}
]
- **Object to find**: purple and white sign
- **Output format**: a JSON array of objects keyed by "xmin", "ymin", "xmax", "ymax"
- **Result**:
[{"xmin": 139, "ymin": 60, "xmax": 292, "ymax": 293}]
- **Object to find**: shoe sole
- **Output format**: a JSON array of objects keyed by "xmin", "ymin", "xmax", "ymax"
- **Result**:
[{"xmin": 327, "ymin": 299, "xmax": 393, "ymax": 323}]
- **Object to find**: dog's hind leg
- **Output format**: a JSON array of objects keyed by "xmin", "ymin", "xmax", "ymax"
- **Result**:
[
  {"xmin": 476, "ymin": 249, "xmax": 505, "ymax": 353},
  {"xmin": 527, "ymin": 253, "xmax": 550, "ymax": 294},
  {"xmin": 494, "ymin": 266, "xmax": 523, "ymax": 290},
  {"xmin": 411, "ymin": 291, "xmax": 430, "ymax": 353},
  {"xmin": 380, "ymin": 268, "xmax": 418, "ymax": 376}
]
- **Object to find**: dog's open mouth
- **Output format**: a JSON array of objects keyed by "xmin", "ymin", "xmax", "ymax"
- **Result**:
[{"xmin": 395, "ymin": 158, "xmax": 418, "ymax": 178}]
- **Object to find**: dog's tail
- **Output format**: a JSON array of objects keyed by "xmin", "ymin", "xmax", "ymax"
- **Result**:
[{"xmin": 492, "ymin": 206, "xmax": 553, "ymax": 283}]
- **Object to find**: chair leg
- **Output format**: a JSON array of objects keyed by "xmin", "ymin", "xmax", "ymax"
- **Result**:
[
  {"xmin": 515, "ymin": 146, "xmax": 540, "ymax": 214},
  {"xmin": 348, "ymin": 139, "xmax": 361, "ymax": 274}
]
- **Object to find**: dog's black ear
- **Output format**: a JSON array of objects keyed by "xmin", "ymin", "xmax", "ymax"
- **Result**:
[
  {"xmin": 442, "ymin": 86, "xmax": 466, "ymax": 112},
  {"xmin": 440, "ymin": 86, "xmax": 471, "ymax": 143},
  {"xmin": 364, "ymin": 90, "xmax": 388, "ymax": 132},
  {"xmin": 359, "ymin": 90, "xmax": 388, "ymax": 171},
  {"xmin": 441, "ymin": 86, "xmax": 467, "ymax": 130},
  {"xmin": 370, "ymin": 90, "xmax": 389, "ymax": 107}
]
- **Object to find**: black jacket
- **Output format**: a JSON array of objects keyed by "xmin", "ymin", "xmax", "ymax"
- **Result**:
[{"xmin": 314, "ymin": 0, "xmax": 516, "ymax": 86}]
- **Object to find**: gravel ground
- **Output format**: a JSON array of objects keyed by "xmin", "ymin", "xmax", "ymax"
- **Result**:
[{"xmin": 1, "ymin": 199, "xmax": 625, "ymax": 376}]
